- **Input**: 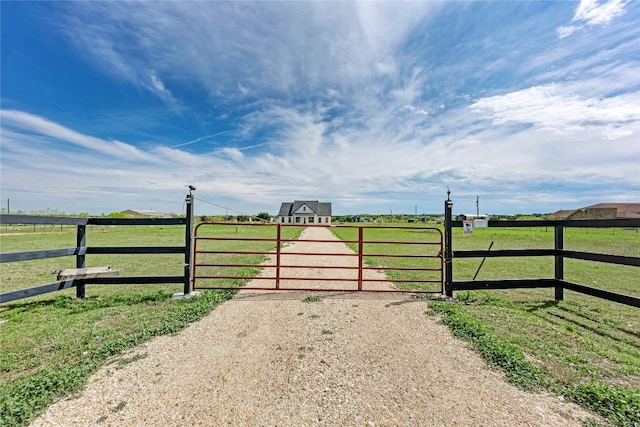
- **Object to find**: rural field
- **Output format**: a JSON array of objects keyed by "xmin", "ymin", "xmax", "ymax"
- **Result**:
[{"xmin": 0, "ymin": 221, "xmax": 638, "ymax": 426}]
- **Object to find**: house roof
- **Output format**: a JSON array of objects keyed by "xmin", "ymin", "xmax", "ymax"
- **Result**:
[
  {"xmin": 549, "ymin": 209, "xmax": 577, "ymax": 219},
  {"xmin": 550, "ymin": 203, "xmax": 640, "ymax": 219},
  {"xmin": 278, "ymin": 201, "xmax": 332, "ymax": 216},
  {"xmin": 584, "ymin": 203, "xmax": 640, "ymax": 218}
]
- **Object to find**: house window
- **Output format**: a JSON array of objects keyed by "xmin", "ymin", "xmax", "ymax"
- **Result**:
[
  {"xmin": 288, "ymin": 217, "xmax": 291, "ymax": 223},
  {"xmin": 303, "ymin": 207, "xmax": 306, "ymax": 212},
  {"xmin": 309, "ymin": 217, "xmax": 314, "ymax": 223},
  {"xmin": 295, "ymin": 217, "xmax": 301, "ymax": 223}
]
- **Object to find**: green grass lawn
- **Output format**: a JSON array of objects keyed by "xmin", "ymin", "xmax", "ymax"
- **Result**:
[
  {"xmin": 1, "ymin": 222, "xmax": 638, "ymax": 426},
  {"xmin": 0, "ymin": 222, "xmax": 302, "ymax": 427},
  {"xmin": 443, "ymin": 224, "xmax": 639, "ymax": 426},
  {"xmin": 334, "ymin": 223, "xmax": 639, "ymax": 425}
]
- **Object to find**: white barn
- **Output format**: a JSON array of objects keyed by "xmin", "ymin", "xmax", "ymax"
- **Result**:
[{"xmin": 278, "ymin": 201, "xmax": 332, "ymax": 225}]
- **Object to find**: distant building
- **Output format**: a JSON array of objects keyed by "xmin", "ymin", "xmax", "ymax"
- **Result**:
[
  {"xmin": 550, "ymin": 203, "xmax": 640, "ymax": 220},
  {"xmin": 120, "ymin": 209, "xmax": 176, "ymax": 218},
  {"xmin": 455, "ymin": 213, "xmax": 490, "ymax": 221},
  {"xmin": 278, "ymin": 201, "xmax": 332, "ymax": 225}
]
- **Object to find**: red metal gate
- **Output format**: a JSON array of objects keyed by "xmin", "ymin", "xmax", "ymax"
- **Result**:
[{"xmin": 193, "ymin": 223, "xmax": 443, "ymax": 293}]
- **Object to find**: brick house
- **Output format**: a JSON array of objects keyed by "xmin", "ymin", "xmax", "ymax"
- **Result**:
[{"xmin": 550, "ymin": 203, "xmax": 640, "ymax": 219}]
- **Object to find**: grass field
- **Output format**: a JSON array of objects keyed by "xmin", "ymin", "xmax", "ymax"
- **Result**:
[
  {"xmin": 437, "ymin": 225, "xmax": 639, "ymax": 426},
  {"xmin": 332, "ymin": 223, "xmax": 639, "ymax": 425},
  {"xmin": 0, "ymin": 223, "xmax": 302, "ymax": 426},
  {"xmin": 1, "ymin": 222, "xmax": 638, "ymax": 426}
]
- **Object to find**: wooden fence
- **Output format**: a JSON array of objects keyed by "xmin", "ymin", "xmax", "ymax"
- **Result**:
[
  {"xmin": 444, "ymin": 199, "xmax": 640, "ymax": 307},
  {"xmin": 0, "ymin": 194, "xmax": 194, "ymax": 304},
  {"xmin": 2, "ymin": 194, "xmax": 638, "ymax": 307}
]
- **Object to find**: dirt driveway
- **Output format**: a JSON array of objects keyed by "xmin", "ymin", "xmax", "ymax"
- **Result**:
[{"xmin": 32, "ymin": 227, "xmax": 597, "ymax": 426}]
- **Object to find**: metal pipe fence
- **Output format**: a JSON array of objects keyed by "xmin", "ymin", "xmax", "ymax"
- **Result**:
[{"xmin": 193, "ymin": 223, "xmax": 443, "ymax": 293}]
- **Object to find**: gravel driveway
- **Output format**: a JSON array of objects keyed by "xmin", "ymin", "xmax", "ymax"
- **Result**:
[{"xmin": 32, "ymin": 227, "xmax": 598, "ymax": 426}]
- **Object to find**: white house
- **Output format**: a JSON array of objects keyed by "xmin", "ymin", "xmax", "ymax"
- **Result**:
[{"xmin": 278, "ymin": 201, "xmax": 332, "ymax": 225}]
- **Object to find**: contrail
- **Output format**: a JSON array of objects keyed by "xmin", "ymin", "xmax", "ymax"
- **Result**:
[{"xmin": 170, "ymin": 131, "xmax": 229, "ymax": 148}]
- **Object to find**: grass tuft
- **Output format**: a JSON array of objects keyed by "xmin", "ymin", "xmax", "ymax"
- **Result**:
[{"xmin": 556, "ymin": 381, "xmax": 640, "ymax": 426}]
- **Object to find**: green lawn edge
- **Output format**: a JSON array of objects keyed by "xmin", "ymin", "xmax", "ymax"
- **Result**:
[
  {"xmin": 0, "ymin": 289, "xmax": 236, "ymax": 427},
  {"xmin": 427, "ymin": 299, "xmax": 640, "ymax": 427}
]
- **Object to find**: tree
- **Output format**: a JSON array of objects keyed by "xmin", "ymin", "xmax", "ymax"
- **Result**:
[{"xmin": 256, "ymin": 212, "xmax": 271, "ymax": 221}]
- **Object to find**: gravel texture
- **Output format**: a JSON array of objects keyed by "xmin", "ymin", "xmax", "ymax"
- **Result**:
[{"xmin": 31, "ymin": 227, "xmax": 598, "ymax": 426}]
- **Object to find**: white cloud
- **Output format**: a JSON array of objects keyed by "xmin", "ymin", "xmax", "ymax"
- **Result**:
[
  {"xmin": 0, "ymin": 110, "xmax": 153, "ymax": 161},
  {"xmin": 147, "ymin": 71, "xmax": 179, "ymax": 106},
  {"xmin": 3, "ymin": 3, "xmax": 638, "ymax": 215},
  {"xmin": 220, "ymin": 147, "xmax": 244, "ymax": 162},
  {"xmin": 2, "ymin": 101, "xmax": 638, "ymax": 216},
  {"xmin": 470, "ymin": 84, "xmax": 640, "ymax": 140},
  {"xmin": 403, "ymin": 105, "xmax": 429, "ymax": 116},
  {"xmin": 56, "ymin": 2, "xmax": 438, "ymax": 104},
  {"xmin": 558, "ymin": 0, "xmax": 629, "ymax": 38}
]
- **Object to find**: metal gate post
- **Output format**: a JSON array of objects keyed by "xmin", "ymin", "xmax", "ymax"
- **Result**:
[
  {"xmin": 275, "ymin": 224, "xmax": 281, "ymax": 289},
  {"xmin": 76, "ymin": 224, "xmax": 86, "ymax": 298},
  {"xmin": 554, "ymin": 223, "xmax": 564, "ymax": 301},
  {"xmin": 444, "ymin": 197, "xmax": 453, "ymax": 297},
  {"xmin": 357, "ymin": 226, "xmax": 364, "ymax": 291}
]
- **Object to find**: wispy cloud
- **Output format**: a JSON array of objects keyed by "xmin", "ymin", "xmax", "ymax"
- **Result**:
[
  {"xmin": 2, "ymin": 96, "xmax": 638, "ymax": 215},
  {"xmin": 470, "ymin": 84, "xmax": 640, "ymax": 139},
  {"xmin": 1, "ymin": 110, "xmax": 153, "ymax": 161},
  {"xmin": 56, "ymin": 2, "xmax": 439, "ymax": 105},
  {"xmin": 2, "ymin": 2, "xmax": 638, "ymax": 215},
  {"xmin": 558, "ymin": 0, "xmax": 629, "ymax": 38}
]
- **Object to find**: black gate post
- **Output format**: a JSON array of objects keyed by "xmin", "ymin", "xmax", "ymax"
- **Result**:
[
  {"xmin": 554, "ymin": 223, "xmax": 564, "ymax": 301},
  {"xmin": 183, "ymin": 192, "xmax": 194, "ymax": 296},
  {"xmin": 444, "ymin": 195, "xmax": 453, "ymax": 297},
  {"xmin": 75, "ymin": 224, "xmax": 86, "ymax": 298}
]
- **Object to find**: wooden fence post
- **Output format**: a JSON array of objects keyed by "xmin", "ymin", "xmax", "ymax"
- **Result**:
[
  {"xmin": 554, "ymin": 223, "xmax": 564, "ymax": 301},
  {"xmin": 76, "ymin": 224, "xmax": 86, "ymax": 298}
]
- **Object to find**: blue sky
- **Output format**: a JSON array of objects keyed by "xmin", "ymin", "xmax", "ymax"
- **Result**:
[{"xmin": 1, "ymin": 1, "xmax": 638, "ymax": 217}]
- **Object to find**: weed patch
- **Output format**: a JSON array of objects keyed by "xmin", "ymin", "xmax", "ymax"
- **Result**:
[{"xmin": 557, "ymin": 381, "xmax": 640, "ymax": 426}]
